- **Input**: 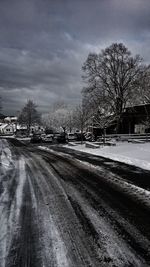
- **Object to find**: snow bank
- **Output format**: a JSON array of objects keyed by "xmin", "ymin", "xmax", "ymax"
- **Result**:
[
  {"xmin": 0, "ymin": 139, "xmax": 12, "ymax": 172},
  {"xmin": 64, "ymin": 142, "xmax": 150, "ymax": 171},
  {"xmin": 16, "ymin": 137, "xmax": 31, "ymax": 141}
]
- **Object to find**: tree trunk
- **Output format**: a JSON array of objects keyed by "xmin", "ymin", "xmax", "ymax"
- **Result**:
[
  {"xmin": 116, "ymin": 96, "xmax": 123, "ymax": 134},
  {"xmin": 27, "ymin": 123, "xmax": 31, "ymax": 136},
  {"xmin": 116, "ymin": 115, "xmax": 122, "ymax": 134},
  {"xmin": 81, "ymin": 124, "xmax": 84, "ymax": 144},
  {"xmin": 103, "ymin": 128, "xmax": 106, "ymax": 144}
]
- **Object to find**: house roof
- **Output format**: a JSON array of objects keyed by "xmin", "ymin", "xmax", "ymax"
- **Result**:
[
  {"xmin": 0, "ymin": 123, "xmax": 16, "ymax": 130},
  {"xmin": 125, "ymin": 103, "xmax": 150, "ymax": 115},
  {"xmin": 0, "ymin": 123, "xmax": 9, "ymax": 130},
  {"xmin": 16, "ymin": 125, "xmax": 27, "ymax": 130}
]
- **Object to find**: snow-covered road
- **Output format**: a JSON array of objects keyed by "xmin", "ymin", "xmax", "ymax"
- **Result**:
[{"xmin": 0, "ymin": 138, "xmax": 150, "ymax": 266}]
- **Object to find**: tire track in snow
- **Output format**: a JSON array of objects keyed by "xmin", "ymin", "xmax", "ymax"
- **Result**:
[
  {"xmin": 25, "ymin": 157, "xmax": 70, "ymax": 267},
  {"xmin": 3, "ymin": 139, "xmax": 150, "ymax": 266},
  {"xmin": 1, "ymin": 155, "xmax": 27, "ymax": 267},
  {"xmin": 39, "ymin": 149, "xmax": 150, "ymax": 266},
  {"xmin": 67, "ymin": 184, "xmax": 148, "ymax": 266},
  {"xmin": 25, "ymin": 153, "xmax": 99, "ymax": 267}
]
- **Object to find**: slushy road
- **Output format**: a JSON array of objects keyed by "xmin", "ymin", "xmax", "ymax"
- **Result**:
[{"xmin": 0, "ymin": 138, "xmax": 150, "ymax": 266}]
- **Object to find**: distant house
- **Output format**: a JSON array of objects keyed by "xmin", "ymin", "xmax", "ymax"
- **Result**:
[
  {"xmin": 4, "ymin": 116, "xmax": 17, "ymax": 123},
  {"xmin": 30, "ymin": 124, "xmax": 45, "ymax": 133},
  {"xmin": 0, "ymin": 114, "xmax": 45, "ymax": 136},
  {"xmin": 0, "ymin": 123, "xmax": 15, "ymax": 135},
  {"xmin": 15, "ymin": 124, "xmax": 45, "ymax": 136},
  {"xmin": 15, "ymin": 125, "xmax": 27, "ymax": 136}
]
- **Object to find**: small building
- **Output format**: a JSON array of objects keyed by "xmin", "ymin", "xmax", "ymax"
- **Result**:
[
  {"xmin": 0, "ymin": 123, "xmax": 15, "ymax": 135},
  {"xmin": 30, "ymin": 124, "xmax": 45, "ymax": 133},
  {"xmin": 4, "ymin": 116, "xmax": 17, "ymax": 123},
  {"xmin": 15, "ymin": 125, "xmax": 28, "ymax": 136},
  {"xmin": 15, "ymin": 124, "xmax": 45, "ymax": 136}
]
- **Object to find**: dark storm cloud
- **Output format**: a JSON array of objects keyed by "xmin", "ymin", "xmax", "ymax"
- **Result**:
[{"xmin": 0, "ymin": 0, "xmax": 150, "ymax": 114}]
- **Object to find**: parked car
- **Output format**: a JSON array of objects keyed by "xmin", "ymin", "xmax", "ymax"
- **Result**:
[
  {"xmin": 74, "ymin": 132, "xmax": 86, "ymax": 141},
  {"xmin": 42, "ymin": 134, "xmax": 53, "ymax": 143},
  {"xmin": 30, "ymin": 133, "xmax": 42, "ymax": 143},
  {"xmin": 67, "ymin": 133, "xmax": 77, "ymax": 141},
  {"xmin": 54, "ymin": 132, "xmax": 67, "ymax": 143}
]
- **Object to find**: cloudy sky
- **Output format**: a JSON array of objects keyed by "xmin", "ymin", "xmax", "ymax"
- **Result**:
[{"xmin": 0, "ymin": 0, "xmax": 150, "ymax": 115}]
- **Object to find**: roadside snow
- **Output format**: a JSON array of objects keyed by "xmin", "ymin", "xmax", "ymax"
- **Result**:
[
  {"xmin": 15, "ymin": 156, "xmax": 26, "ymax": 217},
  {"xmin": 38, "ymin": 142, "xmax": 150, "ymax": 170},
  {"xmin": 0, "ymin": 139, "xmax": 12, "ymax": 171},
  {"xmin": 0, "ymin": 140, "xmax": 27, "ymax": 266},
  {"xmin": 64, "ymin": 142, "xmax": 150, "ymax": 171},
  {"xmin": 16, "ymin": 137, "xmax": 31, "ymax": 141}
]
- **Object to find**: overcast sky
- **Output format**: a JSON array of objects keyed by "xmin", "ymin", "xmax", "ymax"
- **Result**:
[{"xmin": 0, "ymin": 0, "xmax": 150, "ymax": 115}]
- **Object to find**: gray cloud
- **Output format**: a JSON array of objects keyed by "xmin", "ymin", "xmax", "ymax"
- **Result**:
[{"xmin": 0, "ymin": 0, "xmax": 150, "ymax": 115}]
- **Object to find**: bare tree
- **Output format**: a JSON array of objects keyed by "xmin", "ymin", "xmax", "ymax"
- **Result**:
[
  {"xmin": 41, "ymin": 113, "xmax": 55, "ymax": 132},
  {"xmin": 132, "ymin": 66, "xmax": 150, "ymax": 134},
  {"xmin": 53, "ymin": 108, "xmax": 70, "ymax": 133},
  {"xmin": 92, "ymin": 103, "xmax": 116, "ymax": 143},
  {"xmin": 141, "ymin": 104, "xmax": 150, "ymax": 135},
  {"xmin": 136, "ymin": 65, "xmax": 150, "ymax": 104},
  {"xmin": 18, "ymin": 100, "xmax": 40, "ymax": 135},
  {"xmin": 42, "ymin": 102, "xmax": 74, "ymax": 133},
  {"xmin": 73, "ymin": 104, "xmax": 89, "ymax": 142},
  {"xmin": 65, "ymin": 109, "xmax": 74, "ymax": 133},
  {"xmin": 82, "ymin": 43, "xmax": 142, "ymax": 133}
]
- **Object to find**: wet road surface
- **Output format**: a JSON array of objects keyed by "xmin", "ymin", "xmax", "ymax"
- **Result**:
[{"xmin": 0, "ymin": 138, "xmax": 150, "ymax": 266}]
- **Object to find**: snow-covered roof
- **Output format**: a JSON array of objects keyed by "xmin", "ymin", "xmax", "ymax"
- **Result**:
[
  {"xmin": 0, "ymin": 123, "xmax": 13, "ymax": 130},
  {"xmin": 16, "ymin": 125, "xmax": 27, "ymax": 130},
  {"xmin": 4, "ymin": 117, "xmax": 11, "ymax": 121},
  {"xmin": 0, "ymin": 123, "xmax": 8, "ymax": 130},
  {"xmin": 4, "ymin": 116, "xmax": 17, "ymax": 122},
  {"xmin": 0, "ymin": 123, "xmax": 16, "ymax": 130},
  {"xmin": 126, "ymin": 103, "xmax": 150, "ymax": 109}
]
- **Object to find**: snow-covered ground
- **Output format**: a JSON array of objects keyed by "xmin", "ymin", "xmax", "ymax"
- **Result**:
[
  {"xmin": 64, "ymin": 142, "xmax": 150, "ymax": 171},
  {"xmin": 16, "ymin": 137, "xmax": 31, "ymax": 141}
]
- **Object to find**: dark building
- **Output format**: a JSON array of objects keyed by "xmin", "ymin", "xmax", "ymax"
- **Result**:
[
  {"xmin": 120, "ymin": 104, "xmax": 150, "ymax": 134},
  {"xmin": 91, "ymin": 104, "xmax": 150, "ymax": 137}
]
